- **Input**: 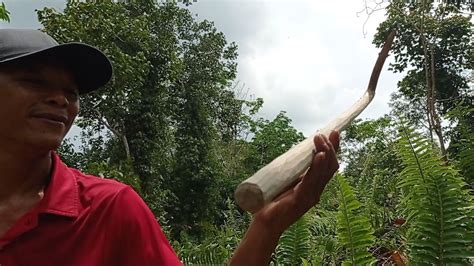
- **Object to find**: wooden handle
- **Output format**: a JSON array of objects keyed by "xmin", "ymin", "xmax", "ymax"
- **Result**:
[{"xmin": 235, "ymin": 32, "xmax": 396, "ymax": 213}]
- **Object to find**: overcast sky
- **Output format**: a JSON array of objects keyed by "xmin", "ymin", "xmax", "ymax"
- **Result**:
[{"xmin": 0, "ymin": 0, "xmax": 403, "ymax": 138}]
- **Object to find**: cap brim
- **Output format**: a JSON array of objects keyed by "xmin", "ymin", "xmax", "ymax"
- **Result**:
[{"xmin": 2, "ymin": 43, "xmax": 113, "ymax": 94}]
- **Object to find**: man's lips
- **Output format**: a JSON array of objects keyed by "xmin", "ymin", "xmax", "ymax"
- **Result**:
[{"xmin": 31, "ymin": 113, "xmax": 68, "ymax": 125}]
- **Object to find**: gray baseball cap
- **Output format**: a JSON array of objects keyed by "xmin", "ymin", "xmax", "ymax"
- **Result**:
[{"xmin": 0, "ymin": 29, "xmax": 112, "ymax": 94}]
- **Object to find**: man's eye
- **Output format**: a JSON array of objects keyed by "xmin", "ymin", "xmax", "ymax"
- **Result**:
[
  {"xmin": 20, "ymin": 78, "xmax": 46, "ymax": 88},
  {"xmin": 65, "ymin": 89, "xmax": 80, "ymax": 101}
]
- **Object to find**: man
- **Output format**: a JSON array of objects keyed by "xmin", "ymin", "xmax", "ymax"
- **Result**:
[{"xmin": 0, "ymin": 29, "xmax": 339, "ymax": 265}]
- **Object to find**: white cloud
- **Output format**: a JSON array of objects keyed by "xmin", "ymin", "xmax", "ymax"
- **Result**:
[{"xmin": 190, "ymin": 0, "xmax": 400, "ymax": 136}]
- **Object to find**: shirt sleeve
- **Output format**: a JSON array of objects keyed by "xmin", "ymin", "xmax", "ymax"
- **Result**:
[{"xmin": 108, "ymin": 186, "xmax": 182, "ymax": 266}]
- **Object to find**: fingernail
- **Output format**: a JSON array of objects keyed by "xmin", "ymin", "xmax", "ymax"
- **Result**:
[{"xmin": 320, "ymin": 152, "xmax": 326, "ymax": 160}]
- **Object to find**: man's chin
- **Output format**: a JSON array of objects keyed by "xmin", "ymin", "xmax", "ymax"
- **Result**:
[{"xmin": 29, "ymin": 136, "xmax": 64, "ymax": 152}]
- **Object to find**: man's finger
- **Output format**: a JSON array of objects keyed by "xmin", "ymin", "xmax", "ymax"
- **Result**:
[
  {"xmin": 300, "ymin": 150, "xmax": 327, "ymax": 189},
  {"xmin": 327, "ymin": 131, "xmax": 340, "ymax": 171},
  {"xmin": 329, "ymin": 130, "xmax": 340, "ymax": 151},
  {"xmin": 314, "ymin": 134, "xmax": 329, "ymax": 153},
  {"xmin": 302, "ymin": 134, "xmax": 328, "ymax": 187}
]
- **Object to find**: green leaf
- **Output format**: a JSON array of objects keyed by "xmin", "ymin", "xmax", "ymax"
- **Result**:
[{"xmin": 336, "ymin": 175, "xmax": 376, "ymax": 266}]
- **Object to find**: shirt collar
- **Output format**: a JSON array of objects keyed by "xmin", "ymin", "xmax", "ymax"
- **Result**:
[{"xmin": 37, "ymin": 152, "xmax": 79, "ymax": 218}]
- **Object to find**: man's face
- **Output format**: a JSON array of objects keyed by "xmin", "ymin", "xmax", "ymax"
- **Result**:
[{"xmin": 0, "ymin": 59, "xmax": 79, "ymax": 152}]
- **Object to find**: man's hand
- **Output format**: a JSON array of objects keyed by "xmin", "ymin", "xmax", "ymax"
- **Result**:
[
  {"xmin": 255, "ymin": 130, "xmax": 340, "ymax": 234},
  {"xmin": 230, "ymin": 131, "xmax": 340, "ymax": 266}
]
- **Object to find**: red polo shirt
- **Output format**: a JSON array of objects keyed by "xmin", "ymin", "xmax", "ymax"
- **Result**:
[{"xmin": 0, "ymin": 153, "xmax": 182, "ymax": 266}]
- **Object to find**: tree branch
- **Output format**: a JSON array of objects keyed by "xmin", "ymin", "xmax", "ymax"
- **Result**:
[{"xmin": 94, "ymin": 109, "xmax": 132, "ymax": 160}]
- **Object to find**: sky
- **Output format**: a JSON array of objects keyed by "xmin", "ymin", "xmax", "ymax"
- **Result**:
[{"xmin": 0, "ymin": 0, "xmax": 403, "ymax": 138}]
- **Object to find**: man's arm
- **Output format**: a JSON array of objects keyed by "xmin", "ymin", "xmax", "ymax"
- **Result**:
[{"xmin": 230, "ymin": 131, "xmax": 340, "ymax": 265}]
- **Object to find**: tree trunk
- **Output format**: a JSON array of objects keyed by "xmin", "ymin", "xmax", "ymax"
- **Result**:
[
  {"xmin": 419, "ymin": 31, "xmax": 448, "ymax": 161},
  {"xmin": 429, "ymin": 49, "xmax": 447, "ymax": 161},
  {"xmin": 99, "ymin": 113, "xmax": 132, "ymax": 160},
  {"xmin": 121, "ymin": 134, "xmax": 132, "ymax": 161}
]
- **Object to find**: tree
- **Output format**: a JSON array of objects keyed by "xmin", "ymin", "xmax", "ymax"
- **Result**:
[
  {"xmin": 246, "ymin": 111, "xmax": 305, "ymax": 172},
  {"xmin": 374, "ymin": 0, "xmax": 473, "ymax": 160},
  {"xmin": 168, "ymin": 17, "xmax": 238, "ymax": 238},
  {"xmin": 0, "ymin": 2, "xmax": 9, "ymax": 22}
]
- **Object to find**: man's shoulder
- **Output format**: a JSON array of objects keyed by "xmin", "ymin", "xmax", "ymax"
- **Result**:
[
  {"xmin": 66, "ymin": 167, "xmax": 135, "ymax": 205},
  {"xmin": 66, "ymin": 167, "xmax": 158, "ymax": 228}
]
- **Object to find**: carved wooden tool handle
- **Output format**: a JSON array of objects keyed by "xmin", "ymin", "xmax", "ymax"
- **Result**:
[{"xmin": 235, "ymin": 32, "xmax": 396, "ymax": 213}]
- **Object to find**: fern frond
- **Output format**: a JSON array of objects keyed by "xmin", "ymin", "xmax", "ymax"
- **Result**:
[
  {"xmin": 397, "ymin": 122, "xmax": 474, "ymax": 265},
  {"xmin": 276, "ymin": 215, "xmax": 311, "ymax": 265},
  {"xmin": 309, "ymin": 209, "xmax": 337, "ymax": 236},
  {"xmin": 336, "ymin": 174, "xmax": 376, "ymax": 266}
]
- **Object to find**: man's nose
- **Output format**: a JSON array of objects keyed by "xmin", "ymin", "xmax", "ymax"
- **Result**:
[{"xmin": 44, "ymin": 89, "xmax": 69, "ymax": 107}]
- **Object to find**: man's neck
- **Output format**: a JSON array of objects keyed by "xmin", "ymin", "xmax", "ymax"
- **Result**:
[{"xmin": 0, "ymin": 148, "xmax": 52, "ymax": 201}]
